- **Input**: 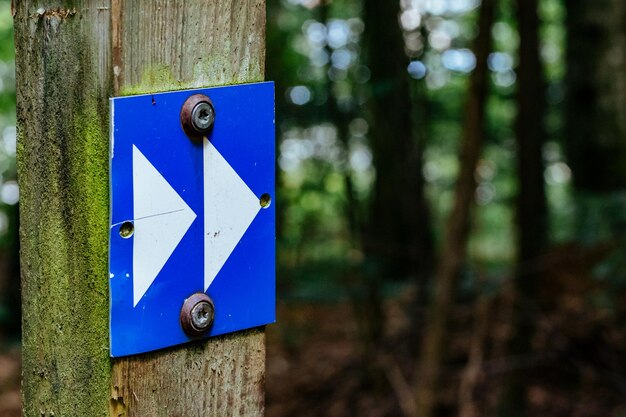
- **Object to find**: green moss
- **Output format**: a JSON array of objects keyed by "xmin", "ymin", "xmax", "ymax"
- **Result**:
[
  {"xmin": 69, "ymin": 102, "xmax": 110, "ymax": 349},
  {"xmin": 120, "ymin": 64, "xmax": 182, "ymax": 96},
  {"xmin": 20, "ymin": 103, "xmax": 111, "ymax": 416},
  {"xmin": 16, "ymin": 3, "xmax": 111, "ymax": 416},
  {"xmin": 120, "ymin": 55, "xmax": 264, "ymax": 97}
]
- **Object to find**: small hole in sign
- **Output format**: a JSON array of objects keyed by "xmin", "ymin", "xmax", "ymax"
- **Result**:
[
  {"xmin": 119, "ymin": 221, "xmax": 134, "ymax": 238},
  {"xmin": 260, "ymin": 193, "xmax": 271, "ymax": 209}
]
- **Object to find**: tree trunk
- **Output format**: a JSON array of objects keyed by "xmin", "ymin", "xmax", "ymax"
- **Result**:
[
  {"xmin": 15, "ymin": 1, "xmax": 266, "ymax": 416},
  {"xmin": 0, "ymin": 203, "xmax": 20, "ymax": 340},
  {"xmin": 498, "ymin": 0, "xmax": 547, "ymax": 414},
  {"xmin": 565, "ymin": 0, "xmax": 626, "ymax": 192},
  {"xmin": 516, "ymin": 0, "xmax": 547, "ymax": 272},
  {"xmin": 361, "ymin": 0, "xmax": 433, "ymax": 282},
  {"xmin": 415, "ymin": 0, "xmax": 496, "ymax": 415},
  {"xmin": 564, "ymin": 0, "xmax": 626, "ymax": 248}
]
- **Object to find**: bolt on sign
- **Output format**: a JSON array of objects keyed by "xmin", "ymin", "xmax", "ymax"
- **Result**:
[{"xmin": 108, "ymin": 82, "xmax": 275, "ymax": 357}]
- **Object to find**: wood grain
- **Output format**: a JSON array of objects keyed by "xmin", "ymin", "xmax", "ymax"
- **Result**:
[
  {"xmin": 113, "ymin": 0, "xmax": 266, "ymax": 95},
  {"xmin": 16, "ymin": 0, "xmax": 267, "ymax": 415},
  {"xmin": 111, "ymin": 329, "xmax": 265, "ymax": 417},
  {"xmin": 15, "ymin": 1, "xmax": 112, "ymax": 416}
]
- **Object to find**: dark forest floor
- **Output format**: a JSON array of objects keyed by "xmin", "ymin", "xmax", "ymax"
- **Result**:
[
  {"xmin": 0, "ymin": 346, "xmax": 19, "ymax": 417},
  {"xmin": 2, "ymin": 286, "xmax": 626, "ymax": 417}
]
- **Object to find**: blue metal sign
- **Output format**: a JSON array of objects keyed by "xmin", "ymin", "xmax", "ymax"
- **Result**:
[{"xmin": 109, "ymin": 82, "xmax": 275, "ymax": 357}]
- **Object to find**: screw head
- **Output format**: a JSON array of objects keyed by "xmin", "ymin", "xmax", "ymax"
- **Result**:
[
  {"xmin": 180, "ymin": 293, "xmax": 215, "ymax": 337},
  {"xmin": 119, "ymin": 221, "xmax": 134, "ymax": 238},
  {"xmin": 191, "ymin": 102, "xmax": 215, "ymax": 132},
  {"xmin": 180, "ymin": 94, "xmax": 215, "ymax": 140},
  {"xmin": 190, "ymin": 301, "xmax": 213, "ymax": 329}
]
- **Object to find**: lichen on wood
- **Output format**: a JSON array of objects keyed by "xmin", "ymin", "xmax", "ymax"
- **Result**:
[{"xmin": 15, "ymin": 1, "xmax": 112, "ymax": 416}]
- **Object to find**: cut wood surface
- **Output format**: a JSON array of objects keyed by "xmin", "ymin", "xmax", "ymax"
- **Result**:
[{"xmin": 15, "ymin": 1, "xmax": 266, "ymax": 416}]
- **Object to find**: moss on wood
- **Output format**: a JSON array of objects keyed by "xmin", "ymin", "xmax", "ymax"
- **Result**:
[{"xmin": 15, "ymin": 2, "xmax": 111, "ymax": 416}]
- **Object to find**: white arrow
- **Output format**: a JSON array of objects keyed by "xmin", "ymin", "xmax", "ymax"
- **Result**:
[
  {"xmin": 132, "ymin": 145, "xmax": 197, "ymax": 307},
  {"xmin": 203, "ymin": 138, "xmax": 261, "ymax": 291}
]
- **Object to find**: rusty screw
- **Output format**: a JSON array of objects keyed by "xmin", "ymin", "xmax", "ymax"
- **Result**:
[
  {"xmin": 180, "ymin": 293, "xmax": 215, "ymax": 337},
  {"xmin": 180, "ymin": 94, "xmax": 215, "ymax": 140}
]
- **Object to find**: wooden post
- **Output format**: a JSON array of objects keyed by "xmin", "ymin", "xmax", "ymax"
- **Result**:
[{"xmin": 15, "ymin": 1, "xmax": 266, "ymax": 416}]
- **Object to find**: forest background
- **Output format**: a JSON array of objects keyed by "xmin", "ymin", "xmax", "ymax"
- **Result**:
[{"xmin": 0, "ymin": 0, "xmax": 625, "ymax": 416}]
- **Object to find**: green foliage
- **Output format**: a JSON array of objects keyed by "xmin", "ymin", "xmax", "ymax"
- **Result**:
[
  {"xmin": 270, "ymin": 1, "xmax": 516, "ymax": 294},
  {"xmin": 266, "ymin": 0, "xmax": 603, "ymax": 303}
]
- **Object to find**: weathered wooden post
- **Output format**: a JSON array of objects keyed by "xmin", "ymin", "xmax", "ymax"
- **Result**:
[{"xmin": 15, "ymin": 1, "xmax": 267, "ymax": 415}]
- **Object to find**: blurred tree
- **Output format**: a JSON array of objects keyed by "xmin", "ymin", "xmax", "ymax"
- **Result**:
[
  {"xmin": 499, "ymin": 0, "xmax": 548, "ymax": 414},
  {"xmin": 317, "ymin": 1, "xmax": 359, "ymax": 244},
  {"xmin": 261, "ymin": 0, "xmax": 626, "ymax": 414},
  {"xmin": 564, "ymin": 0, "xmax": 626, "ymax": 194},
  {"xmin": 415, "ymin": 0, "xmax": 496, "ymax": 415},
  {"xmin": 0, "ymin": 0, "xmax": 18, "ymax": 341},
  {"xmin": 515, "ymin": 0, "xmax": 548, "ymax": 286},
  {"xmin": 361, "ymin": 0, "xmax": 433, "ymax": 283}
]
